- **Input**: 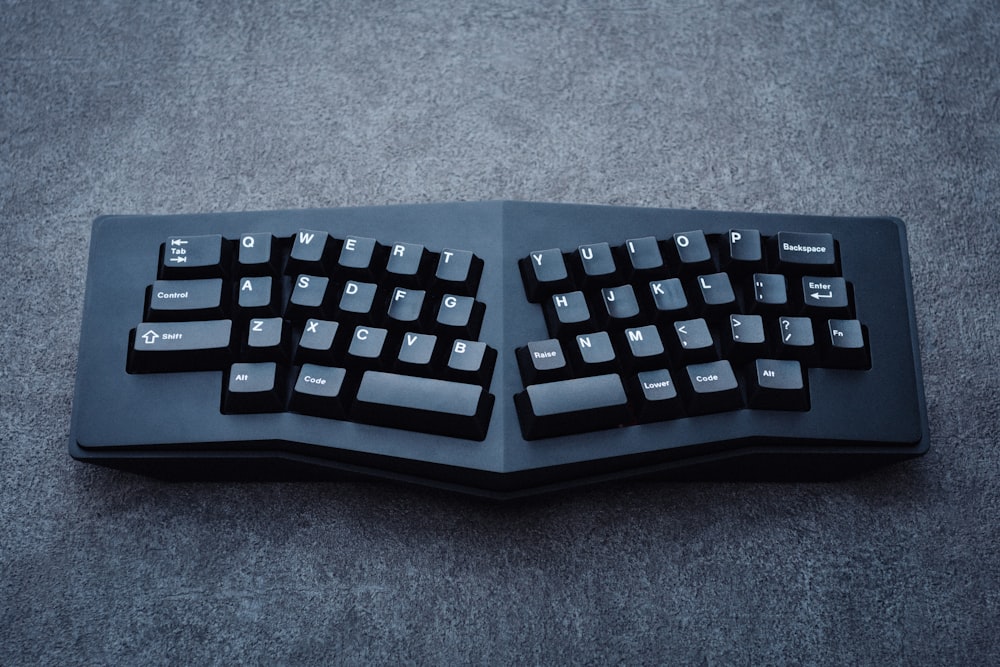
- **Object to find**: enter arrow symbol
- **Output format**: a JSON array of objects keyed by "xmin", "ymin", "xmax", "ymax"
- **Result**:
[{"xmin": 811, "ymin": 291, "xmax": 833, "ymax": 300}]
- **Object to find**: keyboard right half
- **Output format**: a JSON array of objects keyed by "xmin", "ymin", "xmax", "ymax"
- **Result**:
[{"xmin": 498, "ymin": 202, "xmax": 928, "ymax": 492}]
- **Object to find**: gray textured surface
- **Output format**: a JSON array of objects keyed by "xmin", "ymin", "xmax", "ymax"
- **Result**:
[{"xmin": 2, "ymin": 1, "xmax": 999, "ymax": 664}]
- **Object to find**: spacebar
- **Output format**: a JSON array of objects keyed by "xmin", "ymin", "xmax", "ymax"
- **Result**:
[{"xmin": 351, "ymin": 371, "xmax": 495, "ymax": 441}]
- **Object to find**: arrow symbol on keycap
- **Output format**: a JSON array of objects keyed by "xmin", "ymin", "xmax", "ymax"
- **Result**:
[
  {"xmin": 810, "ymin": 291, "xmax": 833, "ymax": 300},
  {"xmin": 169, "ymin": 256, "xmax": 187, "ymax": 263},
  {"xmin": 141, "ymin": 330, "xmax": 159, "ymax": 344},
  {"xmin": 171, "ymin": 239, "xmax": 188, "ymax": 246}
]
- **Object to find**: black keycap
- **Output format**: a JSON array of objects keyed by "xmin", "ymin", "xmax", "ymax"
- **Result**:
[
  {"xmin": 515, "ymin": 373, "xmax": 629, "ymax": 440},
  {"xmin": 345, "ymin": 326, "xmax": 388, "ymax": 371},
  {"xmin": 396, "ymin": 332, "xmax": 437, "ymax": 376},
  {"xmin": 337, "ymin": 236, "xmax": 383, "ymax": 280},
  {"xmin": 445, "ymin": 339, "xmax": 497, "ymax": 386},
  {"xmin": 776, "ymin": 316, "xmax": 816, "ymax": 361},
  {"xmin": 245, "ymin": 317, "xmax": 288, "ymax": 361},
  {"xmin": 823, "ymin": 319, "xmax": 870, "ymax": 369},
  {"xmin": 776, "ymin": 231, "xmax": 836, "ymax": 274},
  {"xmin": 723, "ymin": 229, "xmax": 763, "ymax": 270},
  {"xmin": 336, "ymin": 281, "xmax": 379, "ymax": 325},
  {"xmin": 289, "ymin": 364, "xmax": 349, "ymax": 419},
  {"xmin": 287, "ymin": 229, "xmax": 334, "ymax": 274},
  {"xmin": 435, "ymin": 294, "xmax": 485, "ymax": 339},
  {"xmin": 801, "ymin": 276, "xmax": 850, "ymax": 316},
  {"xmin": 543, "ymin": 291, "xmax": 592, "ymax": 337},
  {"xmin": 238, "ymin": 233, "xmax": 277, "ymax": 276},
  {"xmin": 748, "ymin": 359, "xmax": 809, "ymax": 410},
  {"xmin": 695, "ymin": 272, "xmax": 736, "ymax": 316},
  {"xmin": 572, "ymin": 331, "xmax": 617, "ymax": 375},
  {"xmin": 223, "ymin": 362, "xmax": 284, "ymax": 413},
  {"xmin": 670, "ymin": 230, "xmax": 713, "ymax": 273},
  {"xmin": 516, "ymin": 339, "xmax": 570, "ymax": 385},
  {"xmin": 386, "ymin": 242, "xmax": 430, "ymax": 286},
  {"xmin": 575, "ymin": 242, "xmax": 618, "ymax": 286},
  {"xmin": 519, "ymin": 248, "xmax": 572, "ymax": 302},
  {"xmin": 725, "ymin": 314, "xmax": 767, "ymax": 359},
  {"xmin": 685, "ymin": 360, "xmax": 743, "ymax": 414},
  {"xmin": 146, "ymin": 278, "xmax": 224, "ymax": 321},
  {"xmin": 599, "ymin": 285, "xmax": 641, "ymax": 328},
  {"xmin": 128, "ymin": 320, "xmax": 232, "ymax": 373},
  {"xmin": 434, "ymin": 248, "xmax": 484, "ymax": 296},
  {"xmin": 295, "ymin": 319, "xmax": 340, "ymax": 364},
  {"xmin": 649, "ymin": 278, "xmax": 688, "ymax": 318},
  {"xmin": 672, "ymin": 318, "xmax": 716, "ymax": 362},
  {"xmin": 236, "ymin": 276, "xmax": 278, "ymax": 316},
  {"xmin": 750, "ymin": 273, "xmax": 788, "ymax": 313},
  {"xmin": 623, "ymin": 324, "xmax": 670, "ymax": 371},
  {"xmin": 352, "ymin": 371, "xmax": 495, "ymax": 440},
  {"xmin": 285, "ymin": 275, "xmax": 330, "ymax": 320},
  {"xmin": 623, "ymin": 236, "xmax": 665, "ymax": 275},
  {"xmin": 160, "ymin": 234, "xmax": 225, "ymax": 278},
  {"xmin": 633, "ymin": 369, "xmax": 683, "ymax": 423},
  {"xmin": 386, "ymin": 287, "xmax": 426, "ymax": 327}
]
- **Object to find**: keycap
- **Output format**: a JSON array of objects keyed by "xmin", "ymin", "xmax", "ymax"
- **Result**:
[
  {"xmin": 128, "ymin": 320, "xmax": 232, "ymax": 372},
  {"xmin": 515, "ymin": 374, "xmax": 630, "ymax": 439},
  {"xmin": 352, "ymin": 371, "xmax": 494, "ymax": 440}
]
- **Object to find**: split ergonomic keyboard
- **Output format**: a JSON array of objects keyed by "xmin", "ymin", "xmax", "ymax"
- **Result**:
[{"xmin": 69, "ymin": 201, "xmax": 929, "ymax": 498}]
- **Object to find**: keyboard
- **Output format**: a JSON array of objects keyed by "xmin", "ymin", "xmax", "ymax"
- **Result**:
[{"xmin": 69, "ymin": 201, "xmax": 929, "ymax": 498}]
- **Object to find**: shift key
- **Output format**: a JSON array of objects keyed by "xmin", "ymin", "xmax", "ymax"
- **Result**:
[{"xmin": 128, "ymin": 320, "xmax": 233, "ymax": 373}]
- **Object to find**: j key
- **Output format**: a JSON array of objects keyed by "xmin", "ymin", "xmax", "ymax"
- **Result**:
[
  {"xmin": 160, "ymin": 235, "xmax": 225, "ymax": 278},
  {"xmin": 146, "ymin": 278, "xmax": 224, "ymax": 321},
  {"xmin": 238, "ymin": 233, "xmax": 278, "ymax": 276},
  {"xmin": 600, "ymin": 285, "xmax": 641, "ymax": 328},
  {"xmin": 434, "ymin": 249, "xmax": 484, "ymax": 296},
  {"xmin": 128, "ymin": 320, "xmax": 232, "ymax": 373},
  {"xmin": 520, "ymin": 248, "xmax": 572, "ymax": 302},
  {"xmin": 352, "ymin": 371, "xmax": 495, "ymax": 440},
  {"xmin": 775, "ymin": 231, "xmax": 837, "ymax": 274},
  {"xmin": 514, "ymin": 373, "xmax": 630, "ymax": 440},
  {"xmin": 748, "ymin": 359, "xmax": 809, "ymax": 411},
  {"xmin": 685, "ymin": 360, "xmax": 743, "ymax": 415},
  {"xmin": 223, "ymin": 362, "xmax": 284, "ymax": 413},
  {"xmin": 289, "ymin": 364, "xmax": 350, "ymax": 419}
]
